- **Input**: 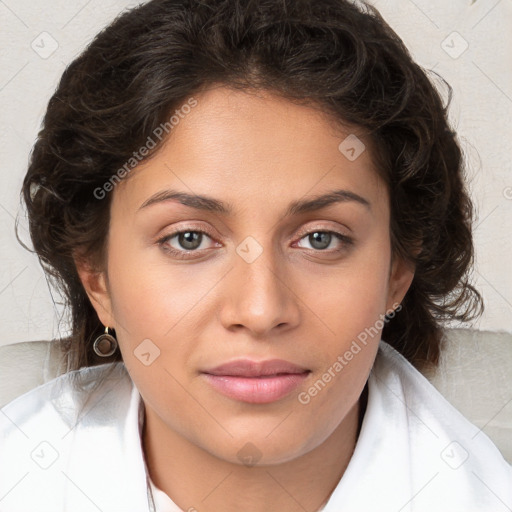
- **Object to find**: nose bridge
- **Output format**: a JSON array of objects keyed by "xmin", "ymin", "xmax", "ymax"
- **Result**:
[{"xmin": 220, "ymin": 234, "xmax": 299, "ymax": 335}]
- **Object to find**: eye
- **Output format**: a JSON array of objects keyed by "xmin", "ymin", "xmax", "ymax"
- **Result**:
[
  {"xmin": 157, "ymin": 226, "xmax": 354, "ymax": 260},
  {"xmin": 295, "ymin": 230, "xmax": 353, "ymax": 252},
  {"xmin": 157, "ymin": 228, "xmax": 219, "ymax": 258}
]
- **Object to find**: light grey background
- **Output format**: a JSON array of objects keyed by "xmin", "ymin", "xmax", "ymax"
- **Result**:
[{"xmin": 0, "ymin": 0, "xmax": 511, "ymax": 346}]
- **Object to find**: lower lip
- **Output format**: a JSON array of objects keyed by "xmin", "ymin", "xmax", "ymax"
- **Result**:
[{"xmin": 202, "ymin": 373, "xmax": 310, "ymax": 404}]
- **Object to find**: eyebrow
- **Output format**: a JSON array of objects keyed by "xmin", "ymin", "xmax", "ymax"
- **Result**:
[{"xmin": 138, "ymin": 188, "xmax": 371, "ymax": 216}]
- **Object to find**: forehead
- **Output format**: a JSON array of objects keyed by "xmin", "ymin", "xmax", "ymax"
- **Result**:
[{"xmin": 113, "ymin": 85, "xmax": 387, "ymax": 217}]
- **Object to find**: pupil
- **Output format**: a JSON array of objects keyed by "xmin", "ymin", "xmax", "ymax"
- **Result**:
[
  {"xmin": 310, "ymin": 232, "xmax": 330, "ymax": 250},
  {"xmin": 180, "ymin": 231, "xmax": 201, "ymax": 250}
]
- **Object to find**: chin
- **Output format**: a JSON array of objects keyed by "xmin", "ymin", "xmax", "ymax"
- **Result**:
[{"xmin": 204, "ymin": 431, "xmax": 318, "ymax": 467}]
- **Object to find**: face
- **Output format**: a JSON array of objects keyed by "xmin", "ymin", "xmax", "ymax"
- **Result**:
[{"xmin": 80, "ymin": 85, "xmax": 413, "ymax": 465}]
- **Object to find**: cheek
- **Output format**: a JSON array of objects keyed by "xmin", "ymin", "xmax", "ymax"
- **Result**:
[
  {"xmin": 104, "ymin": 234, "xmax": 222, "ymax": 400},
  {"xmin": 106, "ymin": 230, "xmax": 208, "ymax": 339},
  {"xmin": 301, "ymin": 235, "xmax": 391, "ymax": 418},
  {"xmin": 314, "ymin": 238, "xmax": 391, "ymax": 341}
]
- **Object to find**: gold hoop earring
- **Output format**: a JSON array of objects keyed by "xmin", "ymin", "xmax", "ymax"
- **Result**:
[{"xmin": 93, "ymin": 326, "xmax": 118, "ymax": 357}]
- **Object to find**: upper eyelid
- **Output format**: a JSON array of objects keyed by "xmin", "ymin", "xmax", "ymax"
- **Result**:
[
  {"xmin": 160, "ymin": 222, "xmax": 350, "ymax": 236},
  {"xmin": 295, "ymin": 223, "xmax": 351, "ymax": 237}
]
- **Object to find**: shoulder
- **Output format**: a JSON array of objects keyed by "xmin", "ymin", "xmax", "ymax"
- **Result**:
[
  {"xmin": 370, "ymin": 340, "xmax": 512, "ymax": 508},
  {"xmin": 325, "ymin": 340, "xmax": 512, "ymax": 511},
  {"xmin": 373, "ymin": 340, "xmax": 511, "ymax": 463},
  {"xmin": 0, "ymin": 362, "xmax": 150, "ymax": 511},
  {"xmin": 0, "ymin": 361, "xmax": 132, "ymax": 433}
]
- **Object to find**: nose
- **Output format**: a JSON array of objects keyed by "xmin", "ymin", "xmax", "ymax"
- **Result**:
[{"xmin": 218, "ymin": 241, "xmax": 301, "ymax": 338}]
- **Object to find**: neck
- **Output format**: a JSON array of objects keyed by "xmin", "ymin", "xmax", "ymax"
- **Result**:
[{"xmin": 142, "ymin": 385, "xmax": 368, "ymax": 512}]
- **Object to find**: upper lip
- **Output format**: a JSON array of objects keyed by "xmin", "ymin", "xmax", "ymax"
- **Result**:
[{"xmin": 202, "ymin": 359, "xmax": 310, "ymax": 377}]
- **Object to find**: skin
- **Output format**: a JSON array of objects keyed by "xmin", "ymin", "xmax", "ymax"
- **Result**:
[{"xmin": 78, "ymin": 85, "xmax": 414, "ymax": 512}]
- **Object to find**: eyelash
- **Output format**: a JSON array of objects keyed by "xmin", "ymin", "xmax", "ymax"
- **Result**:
[{"xmin": 157, "ymin": 226, "xmax": 354, "ymax": 260}]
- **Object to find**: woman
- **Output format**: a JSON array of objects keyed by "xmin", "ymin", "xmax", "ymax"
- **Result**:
[{"xmin": 0, "ymin": 0, "xmax": 510, "ymax": 510}]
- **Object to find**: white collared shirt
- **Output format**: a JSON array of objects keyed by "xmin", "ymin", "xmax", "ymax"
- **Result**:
[{"xmin": 1, "ymin": 340, "xmax": 510, "ymax": 511}]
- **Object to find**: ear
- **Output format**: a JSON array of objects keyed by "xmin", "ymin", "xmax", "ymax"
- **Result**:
[
  {"xmin": 386, "ymin": 253, "xmax": 415, "ymax": 311},
  {"xmin": 74, "ymin": 254, "xmax": 116, "ymax": 328}
]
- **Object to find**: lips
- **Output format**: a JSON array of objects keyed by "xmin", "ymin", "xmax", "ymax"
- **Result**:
[
  {"xmin": 203, "ymin": 359, "xmax": 310, "ymax": 377},
  {"xmin": 201, "ymin": 359, "xmax": 311, "ymax": 403}
]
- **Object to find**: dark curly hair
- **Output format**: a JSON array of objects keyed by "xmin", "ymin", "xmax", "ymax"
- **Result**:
[{"xmin": 19, "ymin": 0, "xmax": 483, "ymax": 373}]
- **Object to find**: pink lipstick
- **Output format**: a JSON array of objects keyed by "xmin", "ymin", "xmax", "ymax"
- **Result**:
[{"xmin": 201, "ymin": 359, "xmax": 311, "ymax": 404}]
